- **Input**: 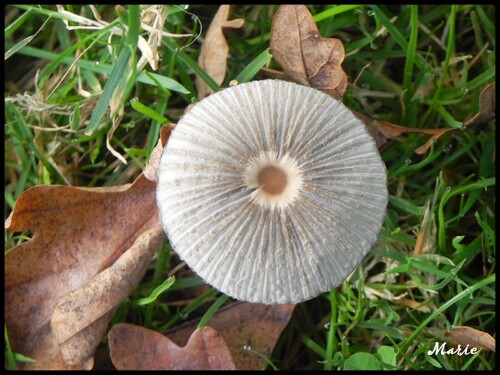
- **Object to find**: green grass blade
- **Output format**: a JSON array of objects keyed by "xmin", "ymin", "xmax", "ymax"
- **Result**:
[
  {"xmin": 403, "ymin": 5, "xmax": 418, "ymax": 90},
  {"xmin": 313, "ymin": 5, "xmax": 361, "ymax": 22},
  {"xmin": 126, "ymin": 5, "xmax": 140, "ymax": 48},
  {"xmin": 130, "ymin": 97, "xmax": 169, "ymax": 123},
  {"xmin": 197, "ymin": 294, "xmax": 230, "ymax": 329},
  {"xmin": 7, "ymin": 44, "xmax": 190, "ymax": 94},
  {"xmin": 4, "ymin": 8, "xmax": 32, "ymax": 37},
  {"xmin": 163, "ymin": 38, "xmax": 220, "ymax": 93},
  {"xmin": 85, "ymin": 47, "xmax": 131, "ymax": 135},
  {"xmin": 399, "ymin": 274, "xmax": 495, "ymax": 353},
  {"xmin": 235, "ymin": 48, "xmax": 272, "ymax": 84},
  {"xmin": 136, "ymin": 276, "xmax": 176, "ymax": 306},
  {"xmin": 324, "ymin": 289, "xmax": 339, "ymax": 370},
  {"xmin": 422, "ymin": 5, "xmax": 457, "ymax": 125},
  {"xmin": 70, "ymin": 103, "xmax": 81, "ymax": 131},
  {"xmin": 4, "ymin": 325, "xmax": 18, "ymax": 370},
  {"xmin": 4, "ymin": 16, "xmax": 52, "ymax": 60},
  {"xmin": 37, "ymin": 21, "xmax": 119, "ymax": 88},
  {"xmin": 369, "ymin": 5, "xmax": 425, "ymax": 71}
]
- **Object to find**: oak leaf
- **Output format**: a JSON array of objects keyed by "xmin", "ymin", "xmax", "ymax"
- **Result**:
[
  {"xmin": 4, "ymin": 126, "xmax": 172, "ymax": 369},
  {"xmin": 166, "ymin": 302, "xmax": 296, "ymax": 370},
  {"xmin": 270, "ymin": 5, "xmax": 347, "ymax": 99},
  {"xmin": 196, "ymin": 5, "xmax": 244, "ymax": 99},
  {"xmin": 109, "ymin": 324, "xmax": 236, "ymax": 370}
]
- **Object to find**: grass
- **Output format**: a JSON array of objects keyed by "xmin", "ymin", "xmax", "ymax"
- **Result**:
[{"xmin": 4, "ymin": 4, "xmax": 495, "ymax": 370}]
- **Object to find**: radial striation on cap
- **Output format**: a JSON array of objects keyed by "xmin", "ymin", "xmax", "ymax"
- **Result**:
[{"xmin": 156, "ymin": 79, "xmax": 388, "ymax": 304}]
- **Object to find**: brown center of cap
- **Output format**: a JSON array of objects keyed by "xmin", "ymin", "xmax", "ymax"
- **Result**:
[{"xmin": 257, "ymin": 166, "xmax": 287, "ymax": 195}]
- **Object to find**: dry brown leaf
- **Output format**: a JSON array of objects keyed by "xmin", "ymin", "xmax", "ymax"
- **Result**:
[
  {"xmin": 166, "ymin": 302, "xmax": 295, "ymax": 370},
  {"xmin": 4, "ymin": 126, "xmax": 172, "ymax": 369},
  {"xmin": 109, "ymin": 324, "xmax": 236, "ymax": 370},
  {"xmin": 196, "ymin": 5, "xmax": 244, "ymax": 99},
  {"xmin": 51, "ymin": 225, "xmax": 164, "ymax": 365},
  {"xmin": 270, "ymin": 5, "xmax": 347, "ymax": 99},
  {"xmin": 450, "ymin": 326, "xmax": 496, "ymax": 352},
  {"xmin": 354, "ymin": 82, "xmax": 496, "ymax": 153},
  {"xmin": 464, "ymin": 82, "xmax": 496, "ymax": 127}
]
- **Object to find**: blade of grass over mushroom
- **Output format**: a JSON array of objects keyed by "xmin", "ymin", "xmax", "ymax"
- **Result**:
[
  {"xmin": 136, "ymin": 276, "xmax": 176, "ymax": 306},
  {"xmin": 85, "ymin": 47, "xmax": 131, "ymax": 135},
  {"xmin": 234, "ymin": 48, "xmax": 272, "ymax": 84}
]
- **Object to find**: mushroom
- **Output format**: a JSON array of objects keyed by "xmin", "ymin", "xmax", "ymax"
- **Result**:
[{"xmin": 156, "ymin": 79, "xmax": 388, "ymax": 304}]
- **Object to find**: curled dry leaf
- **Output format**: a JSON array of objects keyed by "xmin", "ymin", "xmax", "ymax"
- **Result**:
[
  {"xmin": 4, "ymin": 125, "xmax": 172, "ymax": 369},
  {"xmin": 270, "ymin": 5, "xmax": 348, "ymax": 99},
  {"xmin": 450, "ymin": 326, "xmax": 496, "ymax": 352},
  {"xmin": 196, "ymin": 5, "xmax": 244, "ymax": 99},
  {"xmin": 166, "ymin": 302, "xmax": 296, "ymax": 370},
  {"xmin": 109, "ymin": 324, "xmax": 236, "ymax": 370}
]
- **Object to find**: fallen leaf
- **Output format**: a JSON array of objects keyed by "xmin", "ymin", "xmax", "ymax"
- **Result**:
[
  {"xmin": 270, "ymin": 5, "xmax": 347, "ymax": 99},
  {"xmin": 4, "ymin": 126, "xmax": 172, "ymax": 369},
  {"xmin": 166, "ymin": 302, "xmax": 296, "ymax": 370},
  {"xmin": 354, "ymin": 82, "xmax": 496, "ymax": 153},
  {"xmin": 464, "ymin": 82, "xmax": 496, "ymax": 127},
  {"xmin": 51, "ymin": 225, "xmax": 164, "ymax": 365},
  {"xmin": 450, "ymin": 326, "xmax": 496, "ymax": 352},
  {"xmin": 196, "ymin": 5, "xmax": 244, "ymax": 99},
  {"xmin": 109, "ymin": 324, "xmax": 236, "ymax": 370}
]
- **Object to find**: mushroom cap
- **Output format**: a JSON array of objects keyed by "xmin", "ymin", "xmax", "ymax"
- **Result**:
[{"xmin": 156, "ymin": 79, "xmax": 388, "ymax": 304}]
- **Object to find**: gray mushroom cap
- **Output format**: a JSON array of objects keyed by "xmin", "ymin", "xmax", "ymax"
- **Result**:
[{"xmin": 156, "ymin": 79, "xmax": 388, "ymax": 304}]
